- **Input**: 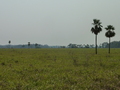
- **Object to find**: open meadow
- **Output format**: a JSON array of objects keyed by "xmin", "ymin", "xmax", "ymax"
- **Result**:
[{"xmin": 0, "ymin": 48, "xmax": 120, "ymax": 90}]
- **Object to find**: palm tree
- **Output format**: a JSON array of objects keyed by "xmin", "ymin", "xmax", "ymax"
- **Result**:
[
  {"xmin": 28, "ymin": 42, "xmax": 30, "ymax": 48},
  {"xmin": 8, "ymin": 40, "xmax": 11, "ymax": 48},
  {"xmin": 91, "ymin": 19, "xmax": 102, "ymax": 54},
  {"xmin": 105, "ymin": 25, "xmax": 115, "ymax": 54},
  {"xmin": 8, "ymin": 40, "xmax": 11, "ymax": 45}
]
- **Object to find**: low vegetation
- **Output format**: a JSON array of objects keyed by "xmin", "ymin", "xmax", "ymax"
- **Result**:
[{"xmin": 0, "ymin": 48, "xmax": 120, "ymax": 90}]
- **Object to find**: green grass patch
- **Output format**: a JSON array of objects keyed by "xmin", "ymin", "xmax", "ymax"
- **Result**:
[{"xmin": 0, "ymin": 48, "xmax": 120, "ymax": 90}]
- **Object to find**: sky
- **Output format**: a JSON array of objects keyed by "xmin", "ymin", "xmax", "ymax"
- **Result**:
[{"xmin": 0, "ymin": 0, "xmax": 120, "ymax": 46}]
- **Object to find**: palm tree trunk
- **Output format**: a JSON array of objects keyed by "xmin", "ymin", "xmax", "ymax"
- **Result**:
[
  {"xmin": 109, "ymin": 37, "xmax": 110, "ymax": 54},
  {"xmin": 95, "ymin": 35, "xmax": 97, "ymax": 54}
]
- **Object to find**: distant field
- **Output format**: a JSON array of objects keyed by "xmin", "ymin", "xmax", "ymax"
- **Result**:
[{"xmin": 0, "ymin": 48, "xmax": 120, "ymax": 90}]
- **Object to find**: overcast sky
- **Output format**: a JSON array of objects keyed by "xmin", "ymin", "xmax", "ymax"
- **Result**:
[{"xmin": 0, "ymin": 0, "xmax": 120, "ymax": 46}]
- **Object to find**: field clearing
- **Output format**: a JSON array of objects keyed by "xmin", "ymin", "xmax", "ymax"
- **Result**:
[{"xmin": 0, "ymin": 48, "xmax": 120, "ymax": 90}]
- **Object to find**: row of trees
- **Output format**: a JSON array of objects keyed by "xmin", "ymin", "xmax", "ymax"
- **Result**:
[
  {"xmin": 67, "ymin": 43, "xmax": 94, "ymax": 48},
  {"xmin": 91, "ymin": 19, "xmax": 115, "ymax": 54},
  {"xmin": 6, "ymin": 41, "xmax": 61, "ymax": 48},
  {"xmin": 68, "ymin": 41, "xmax": 120, "ymax": 48},
  {"xmin": 3, "ymin": 41, "xmax": 120, "ymax": 48},
  {"xmin": 8, "ymin": 41, "xmax": 39, "ymax": 48},
  {"xmin": 102, "ymin": 41, "xmax": 120, "ymax": 48}
]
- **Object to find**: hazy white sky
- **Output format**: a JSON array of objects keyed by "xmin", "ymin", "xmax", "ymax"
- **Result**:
[{"xmin": 0, "ymin": 0, "xmax": 120, "ymax": 45}]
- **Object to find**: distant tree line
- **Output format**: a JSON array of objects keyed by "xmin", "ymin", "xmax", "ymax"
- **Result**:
[
  {"xmin": 0, "ymin": 41, "xmax": 120, "ymax": 48},
  {"xmin": 101, "ymin": 41, "xmax": 120, "ymax": 48},
  {"xmin": 0, "ymin": 44, "xmax": 61, "ymax": 48},
  {"xmin": 67, "ymin": 41, "xmax": 120, "ymax": 48},
  {"xmin": 67, "ymin": 43, "xmax": 94, "ymax": 48}
]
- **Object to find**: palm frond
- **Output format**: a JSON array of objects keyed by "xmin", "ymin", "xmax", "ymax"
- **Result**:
[
  {"xmin": 95, "ymin": 25, "xmax": 98, "ymax": 30},
  {"xmin": 99, "ymin": 24, "xmax": 103, "ymax": 27},
  {"xmin": 111, "ymin": 31, "xmax": 115, "ymax": 37},
  {"xmin": 112, "ymin": 27, "xmax": 115, "ymax": 30},
  {"xmin": 105, "ymin": 31, "xmax": 115, "ymax": 38},
  {"xmin": 105, "ymin": 31, "xmax": 110, "ymax": 37},
  {"xmin": 105, "ymin": 27, "xmax": 108, "ymax": 30},
  {"xmin": 91, "ymin": 27, "xmax": 95, "ymax": 33},
  {"xmin": 105, "ymin": 25, "xmax": 115, "ymax": 31},
  {"xmin": 98, "ymin": 27, "xmax": 102, "ymax": 32},
  {"xmin": 93, "ymin": 19, "xmax": 99, "ymax": 25}
]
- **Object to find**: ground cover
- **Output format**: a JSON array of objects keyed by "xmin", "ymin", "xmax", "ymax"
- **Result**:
[{"xmin": 0, "ymin": 48, "xmax": 120, "ymax": 90}]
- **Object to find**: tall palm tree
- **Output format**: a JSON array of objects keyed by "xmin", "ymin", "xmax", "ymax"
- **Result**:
[
  {"xmin": 91, "ymin": 19, "xmax": 102, "ymax": 54},
  {"xmin": 105, "ymin": 25, "xmax": 115, "ymax": 54}
]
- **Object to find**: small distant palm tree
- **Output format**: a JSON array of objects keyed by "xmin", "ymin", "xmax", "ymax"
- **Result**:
[
  {"xmin": 28, "ymin": 42, "xmax": 30, "ymax": 48},
  {"xmin": 91, "ymin": 19, "xmax": 102, "ymax": 54},
  {"xmin": 105, "ymin": 25, "xmax": 115, "ymax": 54},
  {"xmin": 8, "ymin": 40, "xmax": 11, "ymax": 48},
  {"xmin": 8, "ymin": 40, "xmax": 11, "ymax": 45}
]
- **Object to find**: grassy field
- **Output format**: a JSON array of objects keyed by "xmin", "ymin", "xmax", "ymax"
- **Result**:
[{"xmin": 0, "ymin": 48, "xmax": 120, "ymax": 90}]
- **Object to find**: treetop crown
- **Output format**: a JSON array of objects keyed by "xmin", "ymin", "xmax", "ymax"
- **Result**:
[{"xmin": 105, "ymin": 25, "xmax": 115, "ymax": 30}]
